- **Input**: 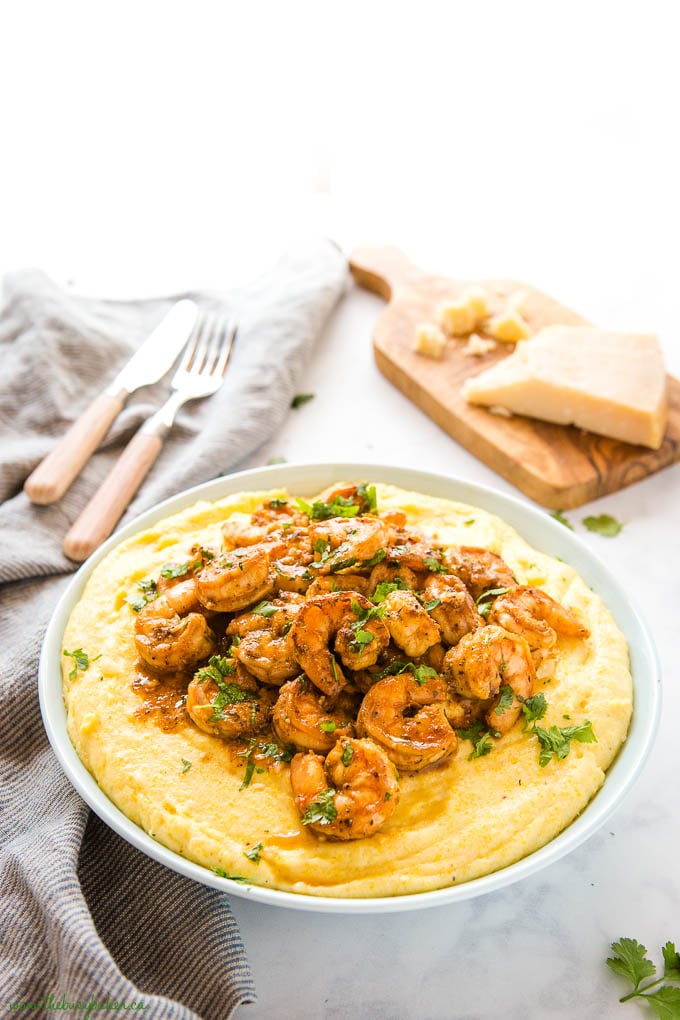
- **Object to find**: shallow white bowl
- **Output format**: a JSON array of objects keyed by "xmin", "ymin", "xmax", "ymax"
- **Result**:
[{"xmin": 40, "ymin": 463, "xmax": 661, "ymax": 913}]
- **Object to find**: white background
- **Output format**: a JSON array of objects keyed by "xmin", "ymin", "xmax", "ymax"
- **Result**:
[{"xmin": 2, "ymin": 2, "xmax": 679, "ymax": 1017}]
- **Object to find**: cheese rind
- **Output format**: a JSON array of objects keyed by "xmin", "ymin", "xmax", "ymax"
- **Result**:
[{"xmin": 462, "ymin": 325, "xmax": 668, "ymax": 449}]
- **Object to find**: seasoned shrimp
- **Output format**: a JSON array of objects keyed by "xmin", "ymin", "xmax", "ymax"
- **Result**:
[
  {"xmin": 272, "ymin": 676, "xmax": 356, "ymax": 752},
  {"xmin": 445, "ymin": 546, "xmax": 517, "ymax": 600},
  {"xmin": 155, "ymin": 544, "xmax": 215, "ymax": 593},
  {"xmin": 226, "ymin": 594, "xmax": 304, "ymax": 684},
  {"xmin": 368, "ymin": 562, "xmax": 420, "ymax": 593},
  {"xmin": 290, "ymin": 737, "xmax": 400, "ymax": 840},
  {"xmin": 309, "ymin": 516, "xmax": 388, "ymax": 574},
  {"xmin": 186, "ymin": 659, "xmax": 274, "ymax": 739},
  {"xmin": 422, "ymin": 574, "xmax": 483, "ymax": 646},
  {"xmin": 382, "ymin": 590, "xmax": 441, "ymax": 658},
  {"xmin": 135, "ymin": 579, "xmax": 216, "ymax": 673},
  {"xmin": 221, "ymin": 500, "xmax": 308, "ymax": 548},
  {"xmin": 306, "ymin": 574, "xmax": 370, "ymax": 598},
  {"xmin": 385, "ymin": 525, "xmax": 446, "ymax": 573},
  {"xmin": 444, "ymin": 625, "xmax": 535, "ymax": 734},
  {"xmin": 290, "ymin": 592, "xmax": 390, "ymax": 696},
  {"xmin": 357, "ymin": 673, "xmax": 458, "ymax": 771},
  {"xmin": 195, "ymin": 546, "xmax": 273, "ymax": 612},
  {"xmin": 488, "ymin": 586, "xmax": 589, "ymax": 650}
]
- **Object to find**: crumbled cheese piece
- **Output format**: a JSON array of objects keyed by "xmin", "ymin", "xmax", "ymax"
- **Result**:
[
  {"xmin": 462, "ymin": 324, "xmax": 668, "ymax": 449},
  {"xmin": 414, "ymin": 322, "xmax": 446, "ymax": 359},
  {"xmin": 486, "ymin": 309, "xmax": 532, "ymax": 343},
  {"xmin": 439, "ymin": 286, "xmax": 490, "ymax": 336},
  {"xmin": 462, "ymin": 334, "xmax": 497, "ymax": 357}
]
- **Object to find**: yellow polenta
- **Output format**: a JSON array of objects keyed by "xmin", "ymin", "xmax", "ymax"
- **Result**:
[{"xmin": 62, "ymin": 484, "xmax": 632, "ymax": 898}]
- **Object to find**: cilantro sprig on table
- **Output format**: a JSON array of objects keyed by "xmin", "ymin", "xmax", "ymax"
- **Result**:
[{"xmin": 607, "ymin": 937, "xmax": 680, "ymax": 1015}]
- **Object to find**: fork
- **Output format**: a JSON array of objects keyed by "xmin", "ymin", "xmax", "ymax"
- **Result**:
[{"xmin": 63, "ymin": 313, "xmax": 237, "ymax": 562}]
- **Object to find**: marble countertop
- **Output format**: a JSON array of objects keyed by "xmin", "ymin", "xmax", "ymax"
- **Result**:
[{"xmin": 230, "ymin": 280, "xmax": 679, "ymax": 1020}]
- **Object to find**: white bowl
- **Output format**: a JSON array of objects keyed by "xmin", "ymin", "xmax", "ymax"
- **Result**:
[{"xmin": 39, "ymin": 463, "xmax": 661, "ymax": 913}]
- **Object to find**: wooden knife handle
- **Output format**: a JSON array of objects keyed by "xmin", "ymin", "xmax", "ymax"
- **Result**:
[
  {"xmin": 63, "ymin": 432, "xmax": 163, "ymax": 562},
  {"xmin": 349, "ymin": 246, "xmax": 426, "ymax": 300},
  {"xmin": 24, "ymin": 392, "xmax": 125, "ymax": 505}
]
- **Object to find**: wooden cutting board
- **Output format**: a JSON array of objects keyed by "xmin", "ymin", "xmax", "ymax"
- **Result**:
[{"xmin": 350, "ymin": 246, "xmax": 680, "ymax": 509}]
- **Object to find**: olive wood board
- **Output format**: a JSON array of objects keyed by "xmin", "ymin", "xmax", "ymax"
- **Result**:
[{"xmin": 349, "ymin": 246, "xmax": 680, "ymax": 509}]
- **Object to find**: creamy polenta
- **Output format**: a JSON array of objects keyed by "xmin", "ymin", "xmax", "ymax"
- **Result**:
[{"xmin": 62, "ymin": 483, "xmax": 632, "ymax": 898}]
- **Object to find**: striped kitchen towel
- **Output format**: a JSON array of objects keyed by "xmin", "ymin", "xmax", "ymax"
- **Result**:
[{"xmin": 0, "ymin": 238, "xmax": 348, "ymax": 1018}]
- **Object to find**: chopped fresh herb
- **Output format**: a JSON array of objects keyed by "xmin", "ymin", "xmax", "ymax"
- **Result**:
[
  {"xmin": 137, "ymin": 578, "xmax": 158, "ymax": 592},
  {"xmin": 282, "ymin": 619, "xmax": 293, "ymax": 637},
  {"xmin": 297, "ymin": 496, "xmax": 360, "ymax": 521},
  {"xmin": 550, "ymin": 509, "xmax": 574, "ymax": 530},
  {"xmin": 196, "ymin": 655, "xmax": 236, "ymax": 684},
  {"xmin": 244, "ymin": 841, "xmax": 263, "ymax": 863},
  {"xmin": 313, "ymin": 536, "xmax": 331, "ymax": 557},
  {"xmin": 464, "ymin": 518, "xmax": 476, "ymax": 526},
  {"xmin": 63, "ymin": 648, "xmax": 100, "ymax": 681},
  {"xmin": 330, "ymin": 655, "xmax": 340, "ymax": 686},
  {"xmin": 372, "ymin": 578, "xmax": 409, "ymax": 603},
  {"xmin": 475, "ymin": 587, "xmax": 511, "ymax": 617},
  {"xmin": 353, "ymin": 629, "xmax": 375, "ymax": 647},
  {"xmin": 330, "ymin": 557, "xmax": 359, "ymax": 574},
  {"xmin": 356, "ymin": 482, "xmax": 378, "ymax": 513},
  {"xmin": 341, "ymin": 743, "xmax": 354, "ymax": 767},
  {"xmin": 583, "ymin": 513, "xmax": 623, "ymax": 537},
  {"xmin": 291, "ymin": 393, "xmax": 315, "ymax": 409},
  {"xmin": 319, "ymin": 720, "xmax": 337, "ymax": 733},
  {"xmin": 384, "ymin": 791, "xmax": 392, "ymax": 801},
  {"xmin": 456, "ymin": 721, "xmax": 501, "ymax": 760},
  {"xmin": 302, "ymin": 787, "xmax": 338, "ymax": 826},
  {"xmin": 257, "ymin": 741, "xmax": 295, "ymax": 763},
  {"xmin": 212, "ymin": 867, "xmax": 250, "ymax": 883},
  {"xmin": 533, "ymin": 720, "xmax": 596, "ymax": 767},
  {"xmin": 375, "ymin": 660, "xmax": 412, "ymax": 679},
  {"xmin": 411, "ymin": 664, "xmax": 437, "ymax": 684},
  {"xmin": 520, "ymin": 692, "xmax": 548, "ymax": 727},
  {"xmin": 240, "ymin": 757, "xmax": 256, "ymax": 789},
  {"xmin": 160, "ymin": 561, "xmax": 192, "ymax": 579},
  {"xmin": 607, "ymin": 937, "xmax": 680, "ymax": 1012},
  {"xmin": 268, "ymin": 497, "xmax": 288, "ymax": 508},
  {"xmin": 267, "ymin": 456, "xmax": 287, "ymax": 465},
  {"xmin": 251, "ymin": 600, "xmax": 279, "ymax": 619},
  {"xmin": 360, "ymin": 549, "xmax": 386, "ymax": 568},
  {"xmin": 422, "ymin": 597, "xmax": 441, "ymax": 611},
  {"xmin": 423, "ymin": 555, "xmax": 447, "ymax": 573},
  {"xmin": 195, "ymin": 657, "xmax": 255, "ymax": 721},
  {"xmin": 181, "ymin": 758, "xmax": 192, "ymax": 774},
  {"xmin": 230, "ymin": 634, "xmax": 241, "ymax": 649},
  {"xmin": 494, "ymin": 684, "xmax": 515, "ymax": 715}
]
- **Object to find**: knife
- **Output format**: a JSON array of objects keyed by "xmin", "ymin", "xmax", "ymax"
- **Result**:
[{"xmin": 23, "ymin": 299, "xmax": 199, "ymax": 505}]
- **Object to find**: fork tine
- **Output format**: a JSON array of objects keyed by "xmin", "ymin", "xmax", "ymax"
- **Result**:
[
  {"xmin": 176, "ymin": 318, "xmax": 202, "ymax": 373},
  {"xmin": 203, "ymin": 313, "xmax": 224, "ymax": 375},
  {"xmin": 189, "ymin": 315, "xmax": 213, "ymax": 374},
  {"xmin": 215, "ymin": 319, "xmax": 237, "ymax": 376}
]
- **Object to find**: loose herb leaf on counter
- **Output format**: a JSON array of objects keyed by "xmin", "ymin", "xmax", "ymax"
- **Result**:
[
  {"xmin": 583, "ymin": 513, "xmax": 623, "ymax": 537},
  {"xmin": 607, "ymin": 937, "xmax": 680, "ymax": 1014},
  {"xmin": 291, "ymin": 393, "xmax": 315, "ymax": 409}
]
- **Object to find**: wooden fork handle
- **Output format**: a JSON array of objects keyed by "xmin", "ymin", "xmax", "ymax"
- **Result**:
[
  {"xmin": 24, "ymin": 392, "xmax": 126, "ymax": 505},
  {"xmin": 63, "ymin": 432, "xmax": 163, "ymax": 562}
]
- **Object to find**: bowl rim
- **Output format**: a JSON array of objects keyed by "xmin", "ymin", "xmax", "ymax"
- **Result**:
[{"xmin": 39, "ymin": 461, "xmax": 662, "ymax": 914}]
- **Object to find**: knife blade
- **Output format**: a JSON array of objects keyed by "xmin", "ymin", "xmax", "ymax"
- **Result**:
[{"xmin": 23, "ymin": 299, "xmax": 199, "ymax": 505}]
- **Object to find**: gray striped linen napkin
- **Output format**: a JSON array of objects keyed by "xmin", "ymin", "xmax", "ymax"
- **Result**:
[{"xmin": 0, "ymin": 238, "xmax": 348, "ymax": 1018}]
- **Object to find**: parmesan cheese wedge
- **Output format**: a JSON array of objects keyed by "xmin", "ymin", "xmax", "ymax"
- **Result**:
[{"xmin": 462, "ymin": 325, "xmax": 668, "ymax": 449}]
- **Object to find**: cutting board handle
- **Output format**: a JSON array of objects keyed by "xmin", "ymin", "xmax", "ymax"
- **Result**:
[{"xmin": 349, "ymin": 246, "xmax": 425, "ymax": 300}]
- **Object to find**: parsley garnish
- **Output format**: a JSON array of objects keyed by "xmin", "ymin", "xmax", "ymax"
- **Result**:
[
  {"xmin": 195, "ymin": 656, "xmax": 256, "ymax": 722},
  {"xmin": 520, "ymin": 692, "xmax": 548, "ymax": 728},
  {"xmin": 607, "ymin": 937, "xmax": 680, "ymax": 1013},
  {"xmin": 319, "ymin": 720, "xmax": 337, "ymax": 733},
  {"xmin": 244, "ymin": 842, "xmax": 263, "ymax": 863},
  {"xmin": 251, "ymin": 600, "xmax": 279, "ymax": 618},
  {"xmin": 494, "ymin": 684, "xmax": 515, "ymax": 715},
  {"xmin": 341, "ymin": 743, "xmax": 354, "ymax": 767},
  {"xmin": 583, "ymin": 513, "xmax": 623, "ymax": 537},
  {"xmin": 372, "ymin": 578, "xmax": 409, "ymax": 603},
  {"xmin": 212, "ymin": 867, "xmax": 250, "ymax": 883},
  {"xmin": 423, "ymin": 555, "xmax": 447, "ymax": 573},
  {"xmin": 532, "ymin": 720, "xmax": 596, "ymax": 767},
  {"xmin": 464, "ymin": 518, "xmax": 476, "ymax": 526},
  {"xmin": 268, "ymin": 497, "xmax": 288, "ymax": 508},
  {"xmin": 455, "ymin": 721, "xmax": 500, "ymax": 760},
  {"xmin": 128, "ymin": 577, "xmax": 159, "ymax": 612},
  {"xmin": 181, "ymin": 758, "xmax": 192, "ymax": 774},
  {"xmin": 291, "ymin": 393, "xmax": 315, "ymax": 409},
  {"xmin": 356, "ymin": 482, "xmax": 378, "ymax": 513},
  {"xmin": 374, "ymin": 660, "xmax": 436, "ymax": 683},
  {"xmin": 63, "ymin": 648, "xmax": 101, "ymax": 681},
  {"xmin": 411, "ymin": 664, "xmax": 437, "ymax": 684},
  {"xmin": 550, "ymin": 509, "xmax": 574, "ymax": 530},
  {"xmin": 297, "ymin": 496, "xmax": 360, "ymax": 520},
  {"xmin": 302, "ymin": 788, "xmax": 338, "ymax": 826},
  {"xmin": 475, "ymin": 586, "xmax": 511, "ymax": 617},
  {"xmin": 422, "ymin": 597, "xmax": 441, "ymax": 611}
]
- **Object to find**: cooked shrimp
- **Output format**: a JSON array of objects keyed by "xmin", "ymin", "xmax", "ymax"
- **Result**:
[
  {"xmin": 272, "ymin": 676, "xmax": 356, "ymax": 752},
  {"xmin": 226, "ymin": 594, "xmax": 304, "ymax": 684},
  {"xmin": 385, "ymin": 525, "xmax": 446, "ymax": 573},
  {"xmin": 195, "ymin": 546, "xmax": 273, "ymax": 612},
  {"xmin": 155, "ymin": 544, "xmax": 216, "ymax": 593},
  {"xmin": 357, "ymin": 673, "xmax": 458, "ymax": 771},
  {"xmin": 306, "ymin": 574, "xmax": 370, "ymax": 598},
  {"xmin": 445, "ymin": 546, "xmax": 517, "ymax": 600},
  {"xmin": 444, "ymin": 625, "xmax": 535, "ymax": 734},
  {"xmin": 186, "ymin": 659, "xmax": 274, "ymax": 739},
  {"xmin": 290, "ymin": 592, "xmax": 390, "ymax": 696},
  {"xmin": 290, "ymin": 737, "xmax": 400, "ymax": 840},
  {"xmin": 135, "ymin": 579, "xmax": 216, "ymax": 673},
  {"xmin": 368, "ymin": 562, "xmax": 420, "ymax": 593},
  {"xmin": 422, "ymin": 574, "xmax": 483, "ymax": 646},
  {"xmin": 488, "ymin": 586, "xmax": 590, "ymax": 650},
  {"xmin": 381, "ymin": 590, "xmax": 441, "ymax": 658},
  {"xmin": 309, "ymin": 516, "xmax": 388, "ymax": 574}
]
